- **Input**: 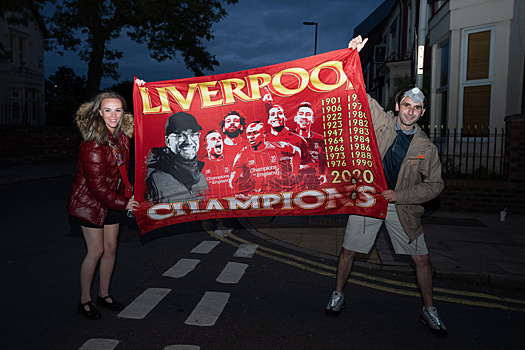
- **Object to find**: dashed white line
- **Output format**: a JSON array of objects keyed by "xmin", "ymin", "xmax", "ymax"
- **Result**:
[
  {"xmin": 233, "ymin": 243, "xmax": 258, "ymax": 258},
  {"xmin": 213, "ymin": 228, "xmax": 231, "ymax": 237},
  {"xmin": 191, "ymin": 241, "xmax": 220, "ymax": 254},
  {"xmin": 78, "ymin": 338, "xmax": 120, "ymax": 350},
  {"xmin": 184, "ymin": 291, "xmax": 230, "ymax": 326},
  {"xmin": 216, "ymin": 262, "xmax": 248, "ymax": 284},
  {"xmin": 163, "ymin": 258, "xmax": 200, "ymax": 278},
  {"xmin": 118, "ymin": 288, "xmax": 171, "ymax": 319}
]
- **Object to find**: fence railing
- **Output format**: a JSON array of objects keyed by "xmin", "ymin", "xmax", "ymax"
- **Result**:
[
  {"xmin": 1, "ymin": 104, "xmax": 507, "ymax": 180},
  {"xmin": 421, "ymin": 125, "xmax": 506, "ymax": 180},
  {"xmin": 0, "ymin": 104, "xmax": 76, "ymax": 126}
]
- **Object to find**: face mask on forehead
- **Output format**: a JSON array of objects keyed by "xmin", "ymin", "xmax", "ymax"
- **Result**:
[{"xmin": 403, "ymin": 87, "xmax": 424, "ymax": 103}]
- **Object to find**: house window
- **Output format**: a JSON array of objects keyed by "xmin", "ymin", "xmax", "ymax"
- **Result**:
[
  {"xmin": 436, "ymin": 40, "xmax": 449, "ymax": 132},
  {"xmin": 11, "ymin": 90, "xmax": 21, "ymax": 99},
  {"xmin": 9, "ymin": 36, "xmax": 14, "ymax": 63},
  {"xmin": 460, "ymin": 26, "xmax": 494, "ymax": 136},
  {"xmin": 19, "ymin": 38, "xmax": 25, "ymax": 65},
  {"xmin": 7, "ymin": 35, "xmax": 27, "ymax": 65},
  {"xmin": 11, "ymin": 101, "xmax": 22, "ymax": 120}
]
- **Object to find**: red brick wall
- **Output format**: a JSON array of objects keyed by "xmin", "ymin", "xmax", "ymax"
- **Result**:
[
  {"xmin": 438, "ymin": 115, "xmax": 525, "ymax": 215},
  {"xmin": 438, "ymin": 179, "xmax": 525, "ymax": 214}
]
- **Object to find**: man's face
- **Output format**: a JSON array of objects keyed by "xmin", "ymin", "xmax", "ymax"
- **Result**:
[
  {"xmin": 246, "ymin": 123, "xmax": 265, "ymax": 149},
  {"xmin": 223, "ymin": 115, "xmax": 242, "ymax": 134},
  {"xmin": 295, "ymin": 106, "xmax": 314, "ymax": 131},
  {"xmin": 205, "ymin": 131, "xmax": 223, "ymax": 158},
  {"xmin": 396, "ymin": 96, "xmax": 425, "ymax": 131},
  {"xmin": 268, "ymin": 106, "xmax": 285, "ymax": 128},
  {"xmin": 166, "ymin": 128, "xmax": 200, "ymax": 160}
]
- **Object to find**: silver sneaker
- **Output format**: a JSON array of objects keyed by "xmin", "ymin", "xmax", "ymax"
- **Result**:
[
  {"xmin": 420, "ymin": 306, "xmax": 447, "ymax": 337},
  {"xmin": 325, "ymin": 291, "xmax": 346, "ymax": 316}
]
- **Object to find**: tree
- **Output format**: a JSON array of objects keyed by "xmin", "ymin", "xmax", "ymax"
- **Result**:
[
  {"xmin": 45, "ymin": 0, "xmax": 239, "ymax": 98},
  {"xmin": 45, "ymin": 66, "xmax": 86, "ymax": 125},
  {"xmin": 107, "ymin": 80, "xmax": 134, "ymax": 111}
]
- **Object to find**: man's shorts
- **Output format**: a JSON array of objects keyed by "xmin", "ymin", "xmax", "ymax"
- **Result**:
[{"xmin": 343, "ymin": 203, "xmax": 428, "ymax": 255}]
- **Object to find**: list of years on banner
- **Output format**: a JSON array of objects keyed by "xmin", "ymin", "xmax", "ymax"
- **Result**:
[{"xmin": 321, "ymin": 91, "xmax": 375, "ymax": 186}]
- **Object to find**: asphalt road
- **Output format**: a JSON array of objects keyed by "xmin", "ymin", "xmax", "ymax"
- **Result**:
[{"xmin": 1, "ymin": 177, "xmax": 524, "ymax": 349}]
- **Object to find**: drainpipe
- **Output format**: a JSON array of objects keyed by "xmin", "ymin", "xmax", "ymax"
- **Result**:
[{"xmin": 416, "ymin": 0, "xmax": 427, "ymax": 89}]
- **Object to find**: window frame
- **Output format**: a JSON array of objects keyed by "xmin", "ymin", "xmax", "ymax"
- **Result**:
[{"xmin": 458, "ymin": 24, "xmax": 495, "ymax": 137}]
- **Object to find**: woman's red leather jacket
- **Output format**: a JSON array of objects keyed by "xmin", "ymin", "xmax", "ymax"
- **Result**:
[{"xmin": 67, "ymin": 133, "xmax": 131, "ymax": 226}]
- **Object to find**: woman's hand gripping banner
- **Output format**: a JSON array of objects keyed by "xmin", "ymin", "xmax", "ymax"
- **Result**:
[{"xmin": 133, "ymin": 48, "xmax": 388, "ymax": 235}]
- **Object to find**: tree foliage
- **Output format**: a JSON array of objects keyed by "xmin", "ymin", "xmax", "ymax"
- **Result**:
[
  {"xmin": 45, "ymin": 66, "xmax": 86, "ymax": 125},
  {"xmin": 107, "ymin": 80, "xmax": 134, "ymax": 110},
  {"xmin": 45, "ymin": 0, "xmax": 239, "ymax": 98}
]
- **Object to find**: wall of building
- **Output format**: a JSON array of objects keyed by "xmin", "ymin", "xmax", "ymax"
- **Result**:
[
  {"xmin": 0, "ymin": 10, "xmax": 46, "ymax": 125},
  {"xmin": 505, "ymin": 0, "xmax": 525, "ymax": 116},
  {"xmin": 428, "ymin": 0, "xmax": 516, "ymax": 130}
]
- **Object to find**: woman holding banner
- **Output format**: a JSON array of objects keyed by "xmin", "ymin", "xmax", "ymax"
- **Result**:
[{"xmin": 67, "ymin": 91, "xmax": 139, "ymax": 320}]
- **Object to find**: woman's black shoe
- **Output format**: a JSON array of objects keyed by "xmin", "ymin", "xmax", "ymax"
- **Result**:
[
  {"xmin": 77, "ymin": 301, "xmax": 102, "ymax": 320},
  {"xmin": 97, "ymin": 295, "xmax": 125, "ymax": 311}
]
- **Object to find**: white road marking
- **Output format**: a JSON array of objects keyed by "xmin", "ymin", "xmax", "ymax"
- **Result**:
[
  {"xmin": 163, "ymin": 346, "xmax": 200, "ymax": 350},
  {"xmin": 216, "ymin": 262, "xmax": 248, "ymax": 284},
  {"xmin": 185, "ymin": 291, "xmax": 230, "ymax": 326},
  {"xmin": 233, "ymin": 243, "xmax": 258, "ymax": 258},
  {"xmin": 78, "ymin": 338, "xmax": 120, "ymax": 350},
  {"xmin": 118, "ymin": 288, "xmax": 171, "ymax": 319},
  {"xmin": 213, "ymin": 228, "xmax": 229, "ymax": 237},
  {"xmin": 191, "ymin": 241, "xmax": 220, "ymax": 254},
  {"xmin": 163, "ymin": 259, "xmax": 200, "ymax": 278}
]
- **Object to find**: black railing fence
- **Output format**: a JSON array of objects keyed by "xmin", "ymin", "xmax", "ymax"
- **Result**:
[
  {"xmin": 421, "ymin": 124, "xmax": 506, "ymax": 180},
  {"xmin": 1, "ymin": 103, "xmax": 506, "ymax": 180},
  {"xmin": 0, "ymin": 104, "xmax": 76, "ymax": 126}
]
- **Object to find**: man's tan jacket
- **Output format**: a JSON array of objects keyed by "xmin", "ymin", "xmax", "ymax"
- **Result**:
[{"xmin": 367, "ymin": 95, "xmax": 444, "ymax": 243}]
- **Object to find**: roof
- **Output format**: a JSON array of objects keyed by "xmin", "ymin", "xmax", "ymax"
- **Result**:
[{"xmin": 353, "ymin": 0, "xmax": 397, "ymax": 38}]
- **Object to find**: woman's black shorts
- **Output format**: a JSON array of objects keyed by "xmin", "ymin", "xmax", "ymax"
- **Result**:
[{"xmin": 70, "ymin": 208, "xmax": 122, "ymax": 228}]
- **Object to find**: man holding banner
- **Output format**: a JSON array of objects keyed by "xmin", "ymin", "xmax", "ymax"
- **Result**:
[{"xmin": 325, "ymin": 37, "xmax": 447, "ymax": 337}]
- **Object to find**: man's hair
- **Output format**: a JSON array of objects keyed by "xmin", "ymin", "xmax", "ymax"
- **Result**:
[
  {"xmin": 297, "ymin": 101, "xmax": 312, "ymax": 110},
  {"xmin": 205, "ymin": 129, "xmax": 221, "ymax": 138},
  {"xmin": 220, "ymin": 110, "xmax": 246, "ymax": 133},
  {"xmin": 247, "ymin": 120, "xmax": 265, "ymax": 130},
  {"xmin": 165, "ymin": 111, "xmax": 202, "ymax": 136},
  {"xmin": 204, "ymin": 129, "xmax": 221, "ymax": 146},
  {"xmin": 395, "ymin": 87, "xmax": 429, "ymax": 109},
  {"xmin": 268, "ymin": 104, "xmax": 284, "ymax": 117}
]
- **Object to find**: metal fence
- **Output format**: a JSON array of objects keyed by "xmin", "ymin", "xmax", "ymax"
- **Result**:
[
  {"xmin": 0, "ymin": 104, "xmax": 75, "ymax": 126},
  {"xmin": 0, "ymin": 103, "xmax": 507, "ymax": 180},
  {"xmin": 422, "ymin": 125, "xmax": 506, "ymax": 180}
]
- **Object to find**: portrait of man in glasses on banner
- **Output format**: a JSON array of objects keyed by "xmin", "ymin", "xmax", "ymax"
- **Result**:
[{"xmin": 145, "ymin": 112, "xmax": 209, "ymax": 204}]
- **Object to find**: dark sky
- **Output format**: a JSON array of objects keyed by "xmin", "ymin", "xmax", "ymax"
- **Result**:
[{"xmin": 44, "ymin": 0, "xmax": 384, "ymax": 88}]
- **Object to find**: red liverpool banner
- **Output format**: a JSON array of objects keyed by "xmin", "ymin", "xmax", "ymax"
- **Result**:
[{"xmin": 133, "ymin": 48, "xmax": 388, "ymax": 235}]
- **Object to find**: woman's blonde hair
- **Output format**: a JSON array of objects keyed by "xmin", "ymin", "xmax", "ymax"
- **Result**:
[{"xmin": 74, "ymin": 91, "xmax": 128, "ymax": 144}]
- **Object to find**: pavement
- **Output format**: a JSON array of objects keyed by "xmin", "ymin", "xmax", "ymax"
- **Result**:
[{"xmin": 3, "ymin": 161, "xmax": 525, "ymax": 290}]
